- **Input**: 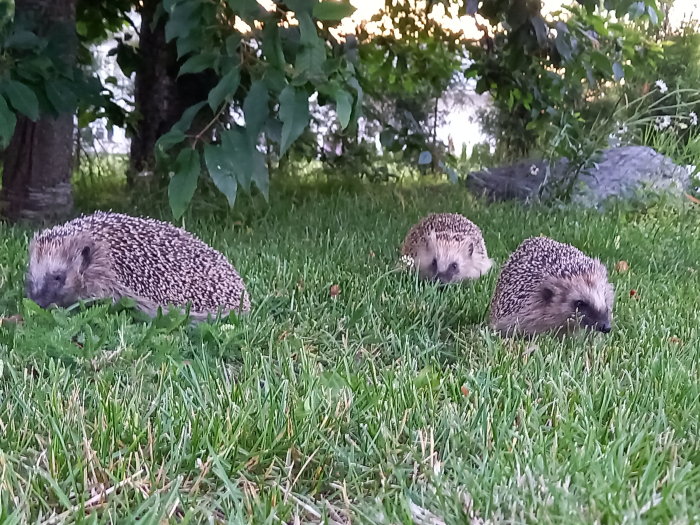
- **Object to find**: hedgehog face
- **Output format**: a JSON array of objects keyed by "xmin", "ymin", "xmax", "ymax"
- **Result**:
[
  {"xmin": 537, "ymin": 270, "xmax": 614, "ymax": 335},
  {"xmin": 26, "ymin": 234, "xmax": 97, "ymax": 309},
  {"xmin": 415, "ymin": 234, "xmax": 492, "ymax": 284}
]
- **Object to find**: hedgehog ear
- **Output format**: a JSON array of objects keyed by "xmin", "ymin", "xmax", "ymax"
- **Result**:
[
  {"xmin": 540, "ymin": 286, "xmax": 554, "ymax": 304},
  {"xmin": 79, "ymin": 245, "xmax": 92, "ymax": 273},
  {"xmin": 466, "ymin": 243, "xmax": 474, "ymax": 256}
]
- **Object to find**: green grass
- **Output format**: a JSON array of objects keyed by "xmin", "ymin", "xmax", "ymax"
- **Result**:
[{"xmin": 0, "ymin": 179, "xmax": 699, "ymax": 523}]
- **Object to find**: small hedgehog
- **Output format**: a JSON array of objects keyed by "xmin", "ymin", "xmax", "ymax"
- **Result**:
[
  {"xmin": 400, "ymin": 213, "xmax": 493, "ymax": 283},
  {"xmin": 489, "ymin": 236, "xmax": 614, "ymax": 337},
  {"xmin": 25, "ymin": 211, "xmax": 250, "ymax": 322}
]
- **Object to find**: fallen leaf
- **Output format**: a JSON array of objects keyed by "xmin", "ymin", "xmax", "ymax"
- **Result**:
[
  {"xmin": 629, "ymin": 289, "xmax": 637, "ymax": 298},
  {"xmin": 329, "ymin": 284, "xmax": 341, "ymax": 297},
  {"xmin": 686, "ymin": 193, "xmax": 700, "ymax": 204},
  {"xmin": 670, "ymin": 336, "xmax": 683, "ymax": 345},
  {"xmin": 369, "ymin": 251, "xmax": 376, "ymax": 258},
  {"xmin": 615, "ymin": 260, "xmax": 630, "ymax": 273},
  {"xmin": 0, "ymin": 315, "xmax": 23, "ymax": 327},
  {"xmin": 460, "ymin": 385, "xmax": 470, "ymax": 396}
]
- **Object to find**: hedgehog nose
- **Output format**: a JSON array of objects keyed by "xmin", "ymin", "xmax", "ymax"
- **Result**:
[
  {"xmin": 433, "ymin": 272, "xmax": 449, "ymax": 284},
  {"xmin": 598, "ymin": 322, "xmax": 611, "ymax": 333}
]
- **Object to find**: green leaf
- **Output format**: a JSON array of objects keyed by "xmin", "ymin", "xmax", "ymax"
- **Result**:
[
  {"xmin": 45, "ymin": 80, "xmax": 77, "ymax": 113},
  {"xmin": 262, "ymin": 23, "xmax": 285, "ymax": 69},
  {"xmin": 286, "ymin": 0, "xmax": 315, "ymax": 14},
  {"xmin": 312, "ymin": 1, "xmax": 355, "ymax": 20},
  {"xmin": 346, "ymin": 75, "xmax": 363, "ymax": 122},
  {"xmin": 220, "ymin": 126, "xmax": 268, "ymax": 197},
  {"xmin": 204, "ymin": 143, "xmax": 238, "ymax": 207},
  {"xmin": 5, "ymin": 30, "xmax": 42, "ymax": 50},
  {"xmin": 165, "ymin": 1, "xmax": 199, "ymax": 42},
  {"xmin": 208, "ymin": 67, "xmax": 240, "ymax": 111},
  {"xmin": 2, "ymin": 80, "xmax": 39, "ymax": 121},
  {"xmin": 294, "ymin": 12, "xmax": 327, "ymax": 82},
  {"xmin": 418, "ymin": 151, "xmax": 432, "ymax": 165},
  {"xmin": 530, "ymin": 16, "xmax": 548, "ymax": 47},
  {"xmin": 332, "ymin": 88, "xmax": 352, "ymax": 128},
  {"xmin": 178, "ymin": 53, "xmax": 217, "ymax": 76},
  {"xmin": 0, "ymin": 94, "xmax": 17, "ymax": 147},
  {"xmin": 554, "ymin": 32, "xmax": 573, "ymax": 62},
  {"xmin": 173, "ymin": 101, "xmax": 208, "ymax": 132},
  {"xmin": 225, "ymin": 34, "xmax": 241, "ymax": 56},
  {"xmin": 251, "ymin": 154, "xmax": 269, "ymax": 199},
  {"xmin": 156, "ymin": 101, "xmax": 206, "ymax": 161},
  {"xmin": 226, "ymin": 0, "xmax": 262, "ymax": 19},
  {"xmin": 612, "ymin": 61, "xmax": 624, "ymax": 81},
  {"xmin": 155, "ymin": 129, "xmax": 187, "ymax": 157},
  {"xmin": 299, "ymin": 11, "xmax": 324, "ymax": 48},
  {"xmin": 176, "ymin": 34, "xmax": 200, "ymax": 59},
  {"xmin": 162, "ymin": 0, "xmax": 182, "ymax": 12},
  {"xmin": 647, "ymin": 5, "xmax": 659, "ymax": 26},
  {"xmin": 168, "ymin": 148, "xmax": 200, "ymax": 219},
  {"xmin": 278, "ymin": 85, "xmax": 309, "ymax": 156},
  {"xmin": 243, "ymin": 80, "xmax": 269, "ymax": 138}
]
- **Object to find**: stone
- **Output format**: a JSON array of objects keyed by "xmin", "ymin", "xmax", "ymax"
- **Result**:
[{"xmin": 465, "ymin": 145, "xmax": 693, "ymax": 208}]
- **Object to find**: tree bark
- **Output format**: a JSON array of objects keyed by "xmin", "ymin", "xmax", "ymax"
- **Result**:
[
  {"xmin": 129, "ymin": 0, "xmax": 216, "ymax": 183},
  {"xmin": 1, "ymin": 0, "xmax": 78, "ymax": 223}
]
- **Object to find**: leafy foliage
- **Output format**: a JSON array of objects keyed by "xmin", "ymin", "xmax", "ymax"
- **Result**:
[
  {"xmin": 355, "ymin": 0, "xmax": 464, "ymax": 178},
  {"xmin": 153, "ymin": 0, "xmax": 362, "ymax": 218},
  {"xmin": 464, "ymin": 1, "xmax": 661, "ymax": 156},
  {"xmin": 0, "ymin": 1, "xmax": 123, "ymax": 148}
]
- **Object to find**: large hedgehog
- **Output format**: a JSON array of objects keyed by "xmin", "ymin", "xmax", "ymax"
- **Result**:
[
  {"xmin": 25, "ymin": 211, "xmax": 250, "ymax": 322},
  {"xmin": 400, "ymin": 212, "xmax": 493, "ymax": 284},
  {"xmin": 489, "ymin": 236, "xmax": 614, "ymax": 337}
]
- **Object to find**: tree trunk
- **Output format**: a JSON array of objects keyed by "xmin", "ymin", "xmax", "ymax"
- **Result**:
[
  {"xmin": 129, "ymin": 0, "xmax": 216, "ymax": 183},
  {"xmin": 1, "ymin": 0, "xmax": 78, "ymax": 223}
]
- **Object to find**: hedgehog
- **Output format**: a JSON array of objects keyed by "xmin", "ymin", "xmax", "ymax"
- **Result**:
[
  {"xmin": 488, "ymin": 236, "xmax": 614, "ymax": 337},
  {"xmin": 400, "ymin": 212, "xmax": 493, "ymax": 284},
  {"xmin": 25, "ymin": 211, "xmax": 250, "ymax": 322}
]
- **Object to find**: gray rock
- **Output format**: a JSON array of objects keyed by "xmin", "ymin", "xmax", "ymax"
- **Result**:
[{"xmin": 465, "ymin": 146, "xmax": 693, "ymax": 208}]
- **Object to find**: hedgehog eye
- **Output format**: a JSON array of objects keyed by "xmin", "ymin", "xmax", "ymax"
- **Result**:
[
  {"xmin": 431, "ymin": 258, "xmax": 437, "ymax": 269},
  {"xmin": 574, "ymin": 300, "xmax": 587, "ymax": 310},
  {"xmin": 450, "ymin": 262, "xmax": 458, "ymax": 271},
  {"xmin": 540, "ymin": 286, "xmax": 554, "ymax": 304}
]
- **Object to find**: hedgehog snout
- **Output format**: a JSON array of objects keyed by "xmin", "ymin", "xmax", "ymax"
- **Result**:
[
  {"xmin": 594, "ymin": 312, "xmax": 612, "ymax": 333},
  {"xmin": 26, "ymin": 271, "xmax": 73, "ymax": 309},
  {"xmin": 581, "ymin": 310, "xmax": 612, "ymax": 334},
  {"xmin": 26, "ymin": 283, "xmax": 53, "ymax": 308}
]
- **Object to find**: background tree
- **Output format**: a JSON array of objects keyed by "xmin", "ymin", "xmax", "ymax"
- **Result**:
[
  {"xmin": 355, "ymin": 0, "xmax": 464, "ymax": 178},
  {"xmin": 0, "ymin": 0, "xmax": 671, "ymax": 222},
  {"xmin": 0, "ymin": 0, "xmax": 79, "ymax": 222},
  {"xmin": 127, "ymin": 0, "xmax": 218, "ymax": 184}
]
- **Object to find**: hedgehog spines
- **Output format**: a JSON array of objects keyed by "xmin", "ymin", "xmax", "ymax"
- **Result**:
[
  {"xmin": 26, "ymin": 211, "xmax": 250, "ymax": 321},
  {"xmin": 488, "ymin": 236, "xmax": 614, "ymax": 337},
  {"xmin": 400, "ymin": 212, "xmax": 493, "ymax": 284}
]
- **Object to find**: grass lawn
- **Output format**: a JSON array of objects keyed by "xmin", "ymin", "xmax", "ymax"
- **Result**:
[{"xmin": 0, "ymin": 179, "xmax": 698, "ymax": 523}]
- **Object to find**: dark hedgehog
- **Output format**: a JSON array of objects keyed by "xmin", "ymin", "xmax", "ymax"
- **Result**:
[
  {"xmin": 489, "ymin": 236, "xmax": 614, "ymax": 337},
  {"xmin": 400, "ymin": 212, "xmax": 493, "ymax": 284},
  {"xmin": 25, "ymin": 211, "xmax": 250, "ymax": 322}
]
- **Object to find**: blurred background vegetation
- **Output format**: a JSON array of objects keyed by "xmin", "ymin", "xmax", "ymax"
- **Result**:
[{"xmin": 0, "ymin": 0, "xmax": 699, "ymax": 221}]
